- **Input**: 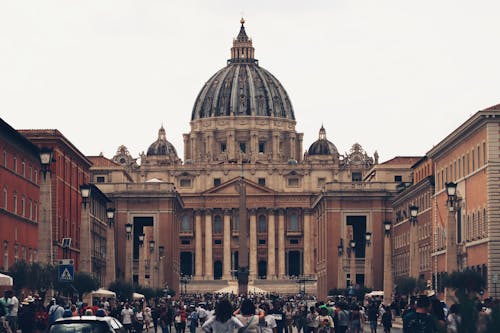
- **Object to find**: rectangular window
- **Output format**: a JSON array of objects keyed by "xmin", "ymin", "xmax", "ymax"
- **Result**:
[
  {"xmin": 29, "ymin": 199, "xmax": 33, "ymax": 220},
  {"xmin": 21, "ymin": 197, "xmax": 25, "ymax": 216},
  {"xmin": 214, "ymin": 239, "xmax": 222, "ymax": 245},
  {"xmin": 213, "ymin": 178, "xmax": 221, "ymax": 187},
  {"xmin": 179, "ymin": 179, "xmax": 192, "ymax": 188},
  {"xmin": 478, "ymin": 145, "xmax": 481, "ymax": 167},
  {"xmin": 290, "ymin": 239, "xmax": 299, "ymax": 245},
  {"xmin": 483, "ymin": 142, "xmax": 487, "ymax": 165},
  {"xmin": 181, "ymin": 239, "xmax": 190, "ymax": 245},
  {"xmin": 239, "ymin": 142, "xmax": 246, "ymax": 153},
  {"xmin": 34, "ymin": 170, "xmax": 38, "ymax": 184},
  {"xmin": 220, "ymin": 143, "xmax": 227, "ymax": 152},
  {"xmin": 394, "ymin": 175, "xmax": 402, "ymax": 182},
  {"xmin": 3, "ymin": 241, "xmax": 8, "ymax": 271},
  {"xmin": 258, "ymin": 239, "xmax": 266, "ymax": 245},
  {"xmin": 34, "ymin": 202, "xmax": 38, "ymax": 222},
  {"xmin": 352, "ymin": 172, "xmax": 362, "ymax": 182},
  {"xmin": 13, "ymin": 157, "xmax": 17, "ymax": 173},
  {"xmin": 259, "ymin": 142, "xmax": 265, "ymax": 153},
  {"xmin": 258, "ymin": 178, "xmax": 266, "ymax": 186},
  {"xmin": 472, "ymin": 149, "xmax": 475, "ymax": 171},
  {"xmin": 287, "ymin": 178, "xmax": 299, "ymax": 187},
  {"xmin": 96, "ymin": 176, "xmax": 105, "ymax": 183},
  {"xmin": 13, "ymin": 193, "xmax": 17, "ymax": 214},
  {"xmin": 22, "ymin": 162, "xmax": 25, "ymax": 177},
  {"xmin": 317, "ymin": 178, "xmax": 326, "ymax": 187}
]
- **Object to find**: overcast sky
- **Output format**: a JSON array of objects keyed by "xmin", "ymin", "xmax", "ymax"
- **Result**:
[{"xmin": 1, "ymin": 0, "xmax": 499, "ymax": 163}]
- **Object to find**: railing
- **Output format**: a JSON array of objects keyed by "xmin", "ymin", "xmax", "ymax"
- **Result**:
[{"xmin": 324, "ymin": 182, "xmax": 398, "ymax": 192}]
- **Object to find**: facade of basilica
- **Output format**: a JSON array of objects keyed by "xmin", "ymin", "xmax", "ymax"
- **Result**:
[{"xmin": 89, "ymin": 20, "xmax": 415, "ymax": 298}]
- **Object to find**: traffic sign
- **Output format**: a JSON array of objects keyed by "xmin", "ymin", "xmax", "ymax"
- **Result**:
[{"xmin": 58, "ymin": 261, "xmax": 74, "ymax": 282}]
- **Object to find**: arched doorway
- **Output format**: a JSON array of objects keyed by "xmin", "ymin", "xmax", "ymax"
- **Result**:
[
  {"xmin": 180, "ymin": 252, "xmax": 193, "ymax": 276},
  {"xmin": 258, "ymin": 260, "xmax": 267, "ymax": 279},
  {"xmin": 214, "ymin": 260, "xmax": 223, "ymax": 280},
  {"xmin": 287, "ymin": 251, "xmax": 301, "ymax": 277}
]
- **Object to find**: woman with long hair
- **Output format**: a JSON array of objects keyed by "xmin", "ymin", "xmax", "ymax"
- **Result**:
[
  {"xmin": 234, "ymin": 298, "xmax": 265, "ymax": 333},
  {"xmin": 202, "ymin": 299, "xmax": 244, "ymax": 333}
]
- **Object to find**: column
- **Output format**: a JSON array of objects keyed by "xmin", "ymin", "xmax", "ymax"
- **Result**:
[
  {"xmin": 249, "ymin": 209, "xmax": 257, "ymax": 279},
  {"xmin": 267, "ymin": 209, "xmax": 276, "ymax": 279},
  {"xmin": 272, "ymin": 131, "xmax": 280, "ymax": 161},
  {"xmin": 445, "ymin": 206, "xmax": 458, "ymax": 305},
  {"xmin": 383, "ymin": 226, "xmax": 393, "ymax": 306},
  {"xmin": 105, "ymin": 221, "xmax": 116, "ymax": 286},
  {"xmin": 290, "ymin": 134, "xmax": 296, "ymax": 160},
  {"xmin": 79, "ymin": 203, "xmax": 91, "ymax": 273},
  {"xmin": 204, "ymin": 210, "xmax": 213, "ymax": 279},
  {"xmin": 125, "ymin": 224, "xmax": 133, "ymax": 282},
  {"xmin": 228, "ymin": 130, "xmax": 235, "ymax": 160},
  {"xmin": 250, "ymin": 130, "xmax": 258, "ymax": 156},
  {"xmin": 410, "ymin": 221, "xmax": 419, "ymax": 278},
  {"xmin": 39, "ymin": 173, "xmax": 53, "ymax": 265},
  {"xmin": 278, "ymin": 209, "xmax": 286, "ymax": 278},
  {"xmin": 303, "ymin": 210, "xmax": 312, "ymax": 275},
  {"xmin": 194, "ymin": 211, "xmax": 203, "ymax": 280},
  {"xmin": 223, "ymin": 210, "xmax": 232, "ymax": 280}
]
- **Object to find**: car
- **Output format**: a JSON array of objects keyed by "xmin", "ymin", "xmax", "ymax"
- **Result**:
[{"xmin": 49, "ymin": 316, "xmax": 125, "ymax": 333}]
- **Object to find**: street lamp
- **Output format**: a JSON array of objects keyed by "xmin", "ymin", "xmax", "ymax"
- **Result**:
[
  {"xmin": 409, "ymin": 205, "xmax": 419, "ymax": 225},
  {"xmin": 39, "ymin": 148, "xmax": 53, "ymax": 180},
  {"xmin": 159, "ymin": 246, "xmax": 165, "ymax": 257},
  {"xmin": 365, "ymin": 232, "xmax": 372, "ymax": 246},
  {"xmin": 80, "ymin": 184, "xmax": 91, "ymax": 208},
  {"xmin": 125, "ymin": 223, "xmax": 133, "ymax": 240},
  {"xmin": 446, "ymin": 182, "xmax": 458, "ymax": 209},
  {"xmin": 384, "ymin": 220, "xmax": 392, "ymax": 236},
  {"xmin": 149, "ymin": 240, "xmax": 155, "ymax": 253},
  {"xmin": 445, "ymin": 181, "xmax": 459, "ymax": 305},
  {"xmin": 348, "ymin": 239, "xmax": 356, "ymax": 257},
  {"xmin": 106, "ymin": 207, "xmax": 115, "ymax": 226},
  {"xmin": 337, "ymin": 238, "xmax": 344, "ymax": 256},
  {"xmin": 138, "ymin": 234, "xmax": 145, "ymax": 247}
]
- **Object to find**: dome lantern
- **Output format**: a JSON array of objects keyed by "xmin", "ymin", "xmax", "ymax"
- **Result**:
[{"xmin": 229, "ymin": 18, "xmax": 256, "ymax": 64}]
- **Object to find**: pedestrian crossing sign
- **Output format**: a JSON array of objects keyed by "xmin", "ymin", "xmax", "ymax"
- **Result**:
[{"xmin": 58, "ymin": 263, "xmax": 74, "ymax": 282}]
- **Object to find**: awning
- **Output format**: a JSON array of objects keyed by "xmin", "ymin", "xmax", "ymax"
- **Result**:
[
  {"xmin": 133, "ymin": 292, "xmax": 145, "ymax": 300},
  {"xmin": 0, "ymin": 273, "xmax": 13, "ymax": 286},
  {"xmin": 91, "ymin": 288, "xmax": 116, "ymax": 298}
]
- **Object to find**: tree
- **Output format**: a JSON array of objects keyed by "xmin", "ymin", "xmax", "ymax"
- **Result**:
[
  {"xmin": 395, "ymin": 276, "xmax": 417, "ymax": 301},
  {"xmin": 443, "ymin": 270, "xmax": 485, "ymax": 295},
  {"xmin": 72, "ymin": 272, "xmax": 100, "ymax": 299},
  {"xmin": 8, "ymin": 260, "xmax": 30, "ymax": 293},
  {"xmin": 108, "ymin": 280, "xmax": 134, "ymax": 301},
  {"xmin": 134, "ymin": 285, "xmax": 156, "ymax": 301}
]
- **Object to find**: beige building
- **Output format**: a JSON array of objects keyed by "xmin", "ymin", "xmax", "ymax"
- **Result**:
[{"xmin": 90, "ymin": 20, "xmax": 412, "ymax": 297}]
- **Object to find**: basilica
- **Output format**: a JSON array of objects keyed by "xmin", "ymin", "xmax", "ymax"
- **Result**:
[{"xmin": 89, "ymin": 20, "xmax": 416, "ymax": 298}]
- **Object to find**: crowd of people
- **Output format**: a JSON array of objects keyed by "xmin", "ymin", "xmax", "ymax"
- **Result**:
[{"xmin": 1, "ymin": 288, "xmax": 500, "ymax": 333}]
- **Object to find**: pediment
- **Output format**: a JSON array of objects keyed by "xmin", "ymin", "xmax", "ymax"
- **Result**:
[{"xmin": 202, "ymin": 177, "xmax": 276, "ymax": 195}]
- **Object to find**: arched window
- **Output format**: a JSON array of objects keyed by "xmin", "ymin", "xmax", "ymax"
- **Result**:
[
  {"xmin": 477, "ymin": 210, "xmax": 482, "ymax": 238},
  {"xmin": 289, "ymin": 213, "xmax": 299, "ymax": 231},
  {"xmin": 258, "ymin": 215, "xmax": 267, "ymax": 233},
  {"xmin": 472, "ymin": 212, "xmax": 476, "ymax": 239},
  {"xmin": 214, "ymin": 215, "xmax": 223, "ymax": 234},
  {"xmin": 181, "ymin": 215, "xmax": 191, "ymax": 232}
]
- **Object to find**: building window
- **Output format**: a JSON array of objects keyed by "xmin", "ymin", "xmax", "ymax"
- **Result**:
[
  {"xmin": 22, "ymin": 246, "xmax": 26, "ymax": 261},
  {"xmin": 29, "ymin": 166, "xmax": 33, "ymax": 180},
  {"xmin": 21, "ymin": 196, "xmax": 25, "ymax": 216},
  {"xmin": 29, "ymin": 199, "xmax": 33, "ymax": 220},
  {"xmin": 259, "ymin": 142, "xmax": 265, "ymax": 153},
  {"xmin": 13, "ymin": 192, "xmax": 17, "ymax": 214},
  {"xmin": 96, "ymin": 176, "xmax": 105, "ymax": 183},
  {"xmin": 239, "ymin": 143, "xmax": 246, "ymax": 153},
  {"xmin": 214, "ymin": 240, "xmax": 222, "ymax": 245},
  {"xmin": 394, "ymin": 175, "xmax": 402, "ymax": 182},
  {"xmin": 258, "ymin": 239, "xmax": 266, "ymax": 245},
  {"xmin": 34, "ymin": 170, "xmax": 38, "ymax": 184},
  {"xmin": 214, "ymin": 215, "xmax": 223, "ymax": 234},
  {"xmin": 34, "ymin": 202, "xmax": 38, "ymax": 222},
  {"xmin": 352, "ymin": 172, "xmax": 362, "ymax": 182},
  {"xmin": 179, "ymin": 179, "xmax": 192, "ymax": 188},
  {"xmin": 13, "ymin": 157, "xmax": 17, "ymax": 173},
  {"xmin": 258, "ymin": 178, "xmax": 266, "ymax": 186},
  {"xmin": 232, "ymin": 215, "xmax": 239, "ymax": 232},
  {"xmin": 3, "ymin": 241, "xmax": 8, "ymax": 271},
  {"xmin": 181, "ymin": 215, "xmax": 191, "ymax": 233},
  {"xmin": 213, "ymin": 178, "xmax": 221, "ymax": 187},
  {"xmin": 258, "ymin": 215, "xmax": 267, "ymax": 233},
  {"xmin": 181, "ymin": 239, "xmax": 190, "ymax": 245},
  {"xmin": 22, "ymin": 162, "xmax": 25, "ymax": 177},
  {"xmin": 220, "ymin": 143, "xmax": 227, "ymax": 152},
  {"xmin": 317, "ymin": 178, "xmax": 326, "ymax": 187},
  {"xmin": 287, "ymin": 178, "xmax": 299, "ymax": 187},
  {"xmin": 289, "ymin": 213, "xmax": 299, "ymax": 231},
  {"xmin": 290, "ymin": 239, "xmax": 299, "ymax": 245},
  {"xmin": 483, "ymin": 142, "xmax": 487, "ymax": 165}
]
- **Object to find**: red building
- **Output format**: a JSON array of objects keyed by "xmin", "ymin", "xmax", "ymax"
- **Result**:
[
  {"xmin": 19, "ymin": 129, "xmax": 91, "ymax": 270},
  {"xmin": 0, "ymin": 118, "xmax": 41, "ymax": 270}
]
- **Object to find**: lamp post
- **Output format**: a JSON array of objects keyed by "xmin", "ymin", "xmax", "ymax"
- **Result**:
[
  {"xmin": 38, "ymin": 148, "xmax": 54, "ymax": 265},
  {"xmin": 125, "ymin": 223, "xmax": 133, "ymax": 281},
  {"xmin": 125, "ymin": 224, "xmax": 133, "ymax": 240},
  {"xmin": 365, "ymin": 232, "xmax": 372, "ymax": 288},
  {"xmin": 337, "ymin": 239, "xmax": 344, "ymax": 257},
  {"xmin": 79, "ymin": 184, "xmax": 92, "ymax": 273},
  {"xmin": 383, "ymin": 220, "xmax": 393, "ymax": 305},
  {"xmin": 106, "ymin": 208, "xmax": 115, "ymax": 227},
  {"xmin": 409, "ymin": 205, "xmax": 419, "ymax": 278},
  {"xmin": 39, "ymin": 148, "xmax": 53, "ymax": 180},
  {"xmin": 138, "ymin": 233, "xmax": 145, "ymax": 285},
  {"xmin": 80, "ymin": 184, "xmax": 91, "ymax": 208},
  {"xmin": 349, "ymin": 239, "xmax": 356, "ymax": 287},
  {"xmin": 445, "ymin": 182, "xmax": 459, "ymax": 305}
]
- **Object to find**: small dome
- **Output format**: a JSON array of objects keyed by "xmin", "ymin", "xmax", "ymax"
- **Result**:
[
  {"xmin": 308, "ymin": 126, "xmax": 338, "ymax": 156},
  {"xmin": 147, "ymin": 126, "xmax": 178, "ymax": 157}
]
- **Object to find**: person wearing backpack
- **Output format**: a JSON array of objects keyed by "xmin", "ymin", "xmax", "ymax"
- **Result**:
[{"xmin": 47, "ymin": 298, "xmax": 64, "ymax": 325}]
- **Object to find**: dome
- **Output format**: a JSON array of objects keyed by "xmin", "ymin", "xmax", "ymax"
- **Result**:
[
  {"xmin": 147, "ymin": 126, "xmax": 178, "ymax": 157},
  {"xmin": 191, "ymin": 20, "xmax": 295, "ymax": 121},
  {"xmin": 308, "ymin": 126, "xmax": 338, "ymax": 156}
]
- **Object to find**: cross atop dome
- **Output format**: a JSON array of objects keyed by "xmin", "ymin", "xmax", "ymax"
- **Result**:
[{"xmin": 229, "ymin": 18, "xmax": 257, "ymax": 64}]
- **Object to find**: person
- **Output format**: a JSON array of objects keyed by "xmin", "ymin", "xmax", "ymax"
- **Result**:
[
  {"xmin": 202, "ymin": 299, "xmax": 244, "ymax": 333},
  {"xmin": 187, "ymin": 306, "xmax": 198, "ymax": 333},
  {"xmin": 349, "ymin": 305, "xmax": 363, "ymax": 333},
  {"xmin": 6, "ymin": 291, "xmax": 18, "ymax": 333},
  {"xmin": 121, "ymin": 303, "xmax": 134, "ymax": 333},
  {"xmin": 48, "ymin": 298, "xmax": 65, "ymax": 325},
  {"xmin": 144, "ymin": 304, "xmax": 152, "ymax": 332},
  {"xmin": 173, "ymin": 305, "xmax": 187, "ymax": 333},
  {"xmin": 293, "ymin": 304, "xmax": 307, "ymax": 333},
  {"xmin": 402, "ymin": 295, "xmax": 437, "ymax": 333},
  {"xmin": 317, "ymin": 306, "xmax": 334, "ymax": 333},
  {"xmin": 151, "ymin": 304, "xmax": 160, "ymax": 333},
  {"xmin": 305, "ymin": 306, "xmax": 318, "ymax": 333},
  {"xmin": 367, "ymin": 302, "xmax": 379, "ymax": 333},
  {"xmin": 258, "ymin": 302, "xmax": 277, "ymax": 333},
  {"xmin": 270, "ymin": 300, "xmax": 285, "ymax": 333},
  {"xmin": 446, "ymin": 304, "xmax": 461, "ymax": 333},
  {"xmin": 284, "ymin": 304, "xmax": 293, "ymax": 333},
  {"xmin": 18, "ymin": 297, "xmax": 36, "ymax": 333},
  {"xmin": 380, "ymin": 304, "xmax": 392, "ymax": 333},
  {"xmin": 159, "ymin": 304, "xmax": 170, "ymax": 333},
  {"xmin": 134, "ymin": 307, "xmax": 145, "ymax": 333},
  {"xmin": 234, "ymin": 298, "xmax": 265, "ymax": 333},
  {"xmin": 335, "ymin": 303, "xmax": 349, "ymax": 333}
]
